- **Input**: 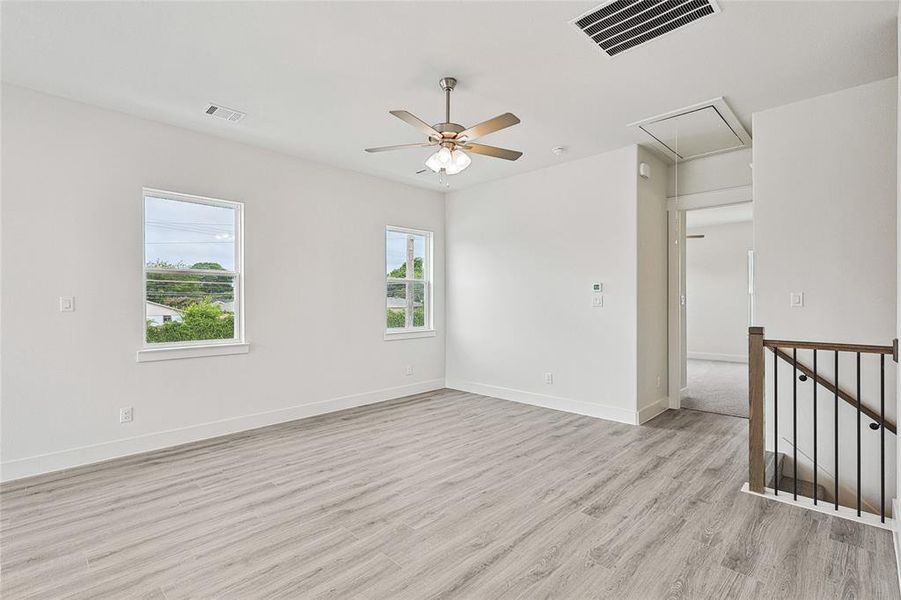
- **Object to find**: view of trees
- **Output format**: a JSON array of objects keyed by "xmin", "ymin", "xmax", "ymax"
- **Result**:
[
  {"xmin": 146, "ymin": 260, "xmax": 234, "ymax": 309},
  {"xmin": 386, "ymin": 257, "xmax": 425, "ymax": 328},
  {"xmin": 146, "ymin": 260, "xmax": 235, "ymax": 342}
]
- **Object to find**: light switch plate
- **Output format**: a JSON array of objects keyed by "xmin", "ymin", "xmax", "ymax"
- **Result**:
[
  {"xmin": 592, "ymin": 295, "xmax": 604, "ymax": 308},
  {"xmin": 790, "ymin": 292, "xmax": 804, "ymax": 308},
  {"xmin": 59, "ymin": 296, "xmax": 75, "ymax": 312}
]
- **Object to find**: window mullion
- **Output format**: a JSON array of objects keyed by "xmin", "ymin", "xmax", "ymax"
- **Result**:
[{"xmin": 405, "ymin": 234, "xmax": 415, "ymax": 328}]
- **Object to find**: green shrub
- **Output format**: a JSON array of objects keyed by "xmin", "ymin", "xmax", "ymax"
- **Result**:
[
  {"xmin": 386, "ymin": 309, "xmax": 405, "ymax": 329},
  {"xmin": 146, "ymin": 301, "xmax": 234, "ymax": 343},
  {"xmin": 386, "ymin": 307, "xmax": 425, "ymax": 328}
]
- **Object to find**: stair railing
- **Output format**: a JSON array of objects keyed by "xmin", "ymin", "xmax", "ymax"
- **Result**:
[{"xmin": 748, "ymin": 326, "xmax": 896, "ymax": 523}]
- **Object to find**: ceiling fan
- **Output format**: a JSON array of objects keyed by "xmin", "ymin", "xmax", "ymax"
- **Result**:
[{"xmin": 365, "ymin": 77, "xmax": 522, "ymax": 180}]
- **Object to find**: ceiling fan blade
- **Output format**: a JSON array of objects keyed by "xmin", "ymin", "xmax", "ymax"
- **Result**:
[
  {"xmin": 389, "ymin": 110, "xmax": 441, "ymax": 139},
  {"xmin": 461, "ymin": 143, "xmax": 523, "ymax": 161},
  {"xmin": 365, "ymin": 142, "xmax": 437, "ymax": 153},
  {"xmin": 457, "ymin": 113, "xmax": 520, "ymax": 142}
]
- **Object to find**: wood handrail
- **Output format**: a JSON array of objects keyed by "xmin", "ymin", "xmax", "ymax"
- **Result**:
[
  {"xmin": 770, "ymin": 347, "xmax": 896, "ymax": 435},
  {"xmin": 764, "ymin": 339, "xmax": 893, "ymax": 355},
  {"xmin": 748, "ymin": 326, "xmax": 896, "ymax": 502}
]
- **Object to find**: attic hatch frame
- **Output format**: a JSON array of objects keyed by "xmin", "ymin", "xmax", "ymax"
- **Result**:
[
  {"xmin": 628, "ymin": 97, "xmax": 752, "ymax": 163},
  {"xmin": 570, "ymin": 0, "xmax": 722, "ymax": 59}
]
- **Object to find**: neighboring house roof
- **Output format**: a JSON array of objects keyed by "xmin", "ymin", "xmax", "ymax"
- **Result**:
[
  {"xmin": 386, "ymin": 297, "xmax": 423, "ymax": 309},
  {"xmin": 212, "ymin": 300, "xmax": 235, "ymax": 312},
  {"xmin": 145, "ymin": 300, "xmax": 183, "ymax": 316}
]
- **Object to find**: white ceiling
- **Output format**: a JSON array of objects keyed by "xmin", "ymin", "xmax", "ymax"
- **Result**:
[
  {"xmin": 2, "ymin": 1, "xmax": 897, "ymax": 191},
  {"xmin": 686, "ymin": 202, "xmax": 753, "ymax": 228}
]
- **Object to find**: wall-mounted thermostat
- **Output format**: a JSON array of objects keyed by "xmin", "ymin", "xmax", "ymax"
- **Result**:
[{"xmin": 592, "ymin": 283, "xmax": 604, "ymax": 292}]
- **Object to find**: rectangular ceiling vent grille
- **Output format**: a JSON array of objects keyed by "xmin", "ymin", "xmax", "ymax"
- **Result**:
[
  {"xmin": 204, "ymin": 103, "xmax": 246, "ymax": 123},
  {"xmin": 572, "ymin": 0, "xmax": 720, "ymax": 57}
]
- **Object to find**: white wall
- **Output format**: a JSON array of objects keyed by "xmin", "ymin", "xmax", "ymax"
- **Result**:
[
  {"xmin": 686, "ymin": 220, "xmax": 752, "ymax": 362},
  {"xmin": 754, "ymin": 77, "xmax": 897, "ymax": 513},
  {"xmin": 0, "ymin": 85, "xmax": 446, "ymax": 481},
  {"xmin": 636, "ymin": 146, "xmax": 669, "ymax": 420},
  {"xmin": 445, "ymin": 147, "xmax": 643, "ymax": 424},
  {"xmin": 667, "ymin": 148, "xmax": 752, "ymax": 197}
]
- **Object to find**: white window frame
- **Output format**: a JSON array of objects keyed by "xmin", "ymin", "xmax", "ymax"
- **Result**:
[
  {"xmin": 385, "ymin": 225, "xmax": 435, "ymax": 340},
  {"xmin": 137, "ymin": 188, "xmax": 247, "ymax": 362}
]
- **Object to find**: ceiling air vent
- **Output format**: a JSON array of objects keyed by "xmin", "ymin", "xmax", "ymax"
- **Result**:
[
  {"xmin": 203, "ymin": 103, "xmax": 246, "ymax": 123},
  {"xmin": 572, "ymin": 0, "xmax": 720, "ymax": 57}
]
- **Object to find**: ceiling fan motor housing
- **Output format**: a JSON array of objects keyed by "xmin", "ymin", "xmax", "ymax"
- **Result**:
[{"xmin": 432, "ymin": 122, "xmax": 464, "ymax": 147}]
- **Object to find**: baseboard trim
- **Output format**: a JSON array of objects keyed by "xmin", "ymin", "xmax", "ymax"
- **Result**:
[
  {"xmin": 0, "ymin": 378, "xmax": 446, "ymax": 483},
  {"xmin": 639, "ymin": 396, "xmax": 670, "ymax": 424},
  {"xmin": 687, "ymin": 352, "xmax": 748, "ymax": 364},
  {"xmin": 741, "ymin": 482, "xmax": 894, "ymax": 531},
  {"xmin": 446, "ymin": 379, "xmax": 637, "ymax": 425}
]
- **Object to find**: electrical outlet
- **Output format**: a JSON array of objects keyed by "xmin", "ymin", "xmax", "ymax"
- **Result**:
[
  {"xmin": 404, "ymin": 365, "xmax": 413, "ymax": 376},
  {"xmin": 59, "ymin": 296, "xmax": 75, "ymax": 312},
  {"xmin": 656, "ymin": 376, "xmax": 661, "ymax": 390},
  {"xmin": 544, "ymin": 372, "xmax": 553, "ymax": 385},
  {"xmin": 119, "ymin": 407, "xmax": 133, "ymax": 423}
]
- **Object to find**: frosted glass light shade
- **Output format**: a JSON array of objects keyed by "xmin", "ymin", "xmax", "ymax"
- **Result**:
[
  {"xmin": 425, "ymin": 148, "xmax": 471, "ymax": 175},
  {"xmin": 424, "ymin": 151, "xmax": 443, "ymax": 173},
  {"xmin": 444, "ymin": 150, "xmax": 471, "ymax": 175}
]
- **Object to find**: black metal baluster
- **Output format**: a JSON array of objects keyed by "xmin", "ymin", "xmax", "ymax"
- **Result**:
[
  {"xmin": 834, "ymin": 350, "xmax": 839, "ymax": 511},
  {"xmin": 881, "ymin": 354, "xmax": 885, "ymax": 523},
  {"xmin": 813, "ymin": 349, "xmax": 818, "ymax": 505},
  {"xmin": 856, "ymin": 352, "xmax": 861, "ymax": 517},
  {"xmin": 793, "ymin": 348, "xmax": 798, "ymax": 500},
  {"xmin": 774, "ymin": 347, "xmax": 778, "ymax": 495}
]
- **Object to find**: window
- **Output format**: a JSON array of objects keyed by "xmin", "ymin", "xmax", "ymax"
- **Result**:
[
  {"xmin": 141, "ymin": 189, "xmax": 244, "ymax": 358},
  {"xmin": 385, "ymin": 226, "xmax": 433, "ymax": 338}
]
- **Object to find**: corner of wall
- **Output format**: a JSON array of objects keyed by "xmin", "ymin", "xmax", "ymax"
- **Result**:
[{"xmin": 635, "ymin": 146, "xmax": 670, "ymax": 415}]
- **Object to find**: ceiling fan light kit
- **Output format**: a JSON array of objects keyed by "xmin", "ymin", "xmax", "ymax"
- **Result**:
[{"xmin": 365, "ymin": 76, "xmax": 522, "ymax": 180}]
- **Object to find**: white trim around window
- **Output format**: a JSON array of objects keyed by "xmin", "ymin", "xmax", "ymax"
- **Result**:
[
  {"xmin": 138, "ymin": 188, "xmax": 246, "ymax": 362},
  {"xmin": 384, "ymin": 225, "xmax": 435, "ymax": 339}
]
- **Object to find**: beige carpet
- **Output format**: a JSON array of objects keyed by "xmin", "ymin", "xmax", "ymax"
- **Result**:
[{"xmin": 683, "ymin": 359, "xmax": 748, "ymax": 418}]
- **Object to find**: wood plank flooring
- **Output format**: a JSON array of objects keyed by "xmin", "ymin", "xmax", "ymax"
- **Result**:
[{"xmin": 1, "ymin": 388, "xmax": 898, "ymax": 599}]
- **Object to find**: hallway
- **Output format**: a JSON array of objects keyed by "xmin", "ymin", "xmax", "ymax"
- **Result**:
[{"xmin": 683, "ymin": 359, "xmax": 749, "ymax": 418}]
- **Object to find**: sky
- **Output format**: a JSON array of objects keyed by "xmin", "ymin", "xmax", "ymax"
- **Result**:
[{"xmin": 145, "ymin": 196, "xmax": 236, "ymax": 270}]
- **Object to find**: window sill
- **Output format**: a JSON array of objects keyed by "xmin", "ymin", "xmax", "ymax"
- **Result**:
[
  {"xmin": 384, "ymin": 329, "xmax": 437, "ymax": 341},
  {"xmin": 136, "ymin": 342, "xmax": 249, "ymax": 363}
]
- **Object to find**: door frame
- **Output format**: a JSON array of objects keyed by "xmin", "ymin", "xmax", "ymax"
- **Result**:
[{"xmin": 667, "ymin": 185, "xmax": 753, "ymax": 410}]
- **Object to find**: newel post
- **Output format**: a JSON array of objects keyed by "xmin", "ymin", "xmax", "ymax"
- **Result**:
[{"xmin": 748, "ymin": 326, "xmax": 766, "ymax": 492}]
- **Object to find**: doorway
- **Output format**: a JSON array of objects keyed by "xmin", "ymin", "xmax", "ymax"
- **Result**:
[{"xmin": 669, "ymin": 202, "xmax": 753, "ymax": 418}]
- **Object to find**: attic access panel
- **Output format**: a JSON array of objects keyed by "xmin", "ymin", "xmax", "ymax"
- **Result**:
[
  {"xmin": 629, "ymin": 97, "xmax": 751, "ymax": 161},
  {"xmin": 572, "ymin": 0, "xmax": 721, "ymax": 57}
]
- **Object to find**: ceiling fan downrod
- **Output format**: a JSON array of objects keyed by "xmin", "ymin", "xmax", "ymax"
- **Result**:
[{"xmin": 439, "ymin": 77, "xmax": 456, "ymax": 124}]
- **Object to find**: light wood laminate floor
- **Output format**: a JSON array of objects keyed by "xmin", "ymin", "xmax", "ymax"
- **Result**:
[{"xmin": 2, "ymin": 389, "xmax": 898, "ymax": 599}]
